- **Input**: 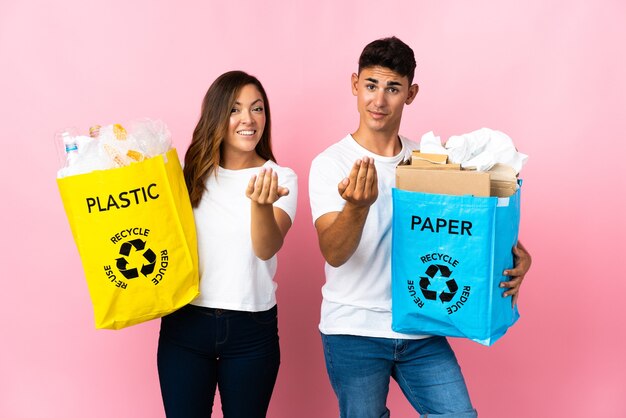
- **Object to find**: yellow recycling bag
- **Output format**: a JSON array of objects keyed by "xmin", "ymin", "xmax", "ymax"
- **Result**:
[{"xmin": 57, "ymin": 148, "xmax": 199, "ymax": 329}]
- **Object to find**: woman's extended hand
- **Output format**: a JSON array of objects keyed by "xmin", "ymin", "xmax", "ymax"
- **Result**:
[{"xmin": 246, "ymin": 167, "xmax": 289, "ymax": 205}]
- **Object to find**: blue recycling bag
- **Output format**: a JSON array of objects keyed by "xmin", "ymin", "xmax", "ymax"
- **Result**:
[{"xmin": 391, "ymin": 184, "xmax": 521, "ymax": 346}]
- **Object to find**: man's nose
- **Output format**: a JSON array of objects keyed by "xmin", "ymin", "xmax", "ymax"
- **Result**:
[{"xmin": 373, "ymin": 89, "xmax": 386, "ymax": 107}]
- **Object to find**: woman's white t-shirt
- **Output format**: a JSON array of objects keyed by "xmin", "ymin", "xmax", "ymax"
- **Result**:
[{"xmin": 192, "ymin": 160, "xmax": 297, "ymax": 312}]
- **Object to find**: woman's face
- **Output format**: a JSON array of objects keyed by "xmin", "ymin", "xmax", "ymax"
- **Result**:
[{"xmin": 223, "ymin": 84, "xmax": 266, "ymax": 158}]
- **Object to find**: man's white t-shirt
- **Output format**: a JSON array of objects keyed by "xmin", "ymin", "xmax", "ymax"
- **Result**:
[
  {"xmin": 192, "ymin": 160, "xmax": 297, "ymax": 312},
  {"xmin": 309, "ymin": 134, "xmax": 428, "ymax": 339}
]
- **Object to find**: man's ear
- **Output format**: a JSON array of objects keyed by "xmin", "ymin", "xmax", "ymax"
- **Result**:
[
  {"xmin": 351, "ymin": 73, "xmax": 359, "ymax": 96},
  {"xmin": 405, "ymin": 83, "xmax": 419, "ymax": 104}
]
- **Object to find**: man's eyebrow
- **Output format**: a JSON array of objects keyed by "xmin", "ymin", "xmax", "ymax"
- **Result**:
[{"xmin": 365, "ymin": 77, "xmax": 402, "ymax": 87}]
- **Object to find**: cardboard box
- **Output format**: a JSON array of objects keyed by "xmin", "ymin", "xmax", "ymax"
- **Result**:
[
  {"xmin": 409, "ymin": 151, "xmax": 460, "ymax": 170},
  {"xmin": 396, "ymin": 165, "xmax": 491, "ymax": 197},
  {"xmin": 488, "ymin": 163, "xmax": 518, "ymax": 197},
  {"xmin": 410, "ymin": 160, "xmax": 462, "ymax": 170},
  {"xmin": 411, "ymin": 151, "xmax": 448, "ymax": 166},
  {"xmin": 411, "ymin": 151, "xmax": 448, "ymax": 164}
]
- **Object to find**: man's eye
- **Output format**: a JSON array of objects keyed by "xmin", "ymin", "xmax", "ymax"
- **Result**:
[
  {"xmin": 366, "ymin": 84, "xmax": 376, "ymax": 91},
  {"xmin": 387, "ymin": 88, "xmax": 398, "ymax": 93}
]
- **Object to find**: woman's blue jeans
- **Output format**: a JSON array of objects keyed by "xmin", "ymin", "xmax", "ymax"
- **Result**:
[
  {"xmin": 157, "ymin": 304, "xmax": 280, "ymax": 418},
  {"xmin": 321, "ymin": 334, "xmax": 477, "ymax": 418}
]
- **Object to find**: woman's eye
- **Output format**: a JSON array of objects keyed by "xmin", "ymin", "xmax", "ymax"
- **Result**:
[
  {"xmin": 253, "ymin": 107, "xmax": 264, "ymax": 113},
  {"xmin": 231, "ymin": 108, "xmax": 240, "ymax": 113}
]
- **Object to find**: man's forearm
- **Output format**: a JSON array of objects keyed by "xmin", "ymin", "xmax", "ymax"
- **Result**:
[{"xmin": 317, "ymin": 204, "xmax": 370, "ymax": 267}]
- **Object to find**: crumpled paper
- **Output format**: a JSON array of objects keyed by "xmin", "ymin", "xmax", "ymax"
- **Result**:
[{"xmin": 419, "ymin": 128, "xmax": 528, "ymax": 173}]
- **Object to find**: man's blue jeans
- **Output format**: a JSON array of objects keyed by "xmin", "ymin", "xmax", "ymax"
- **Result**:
[{"xmin": 321, "ymin": 334, "xmax": 477, "ymax": 418}]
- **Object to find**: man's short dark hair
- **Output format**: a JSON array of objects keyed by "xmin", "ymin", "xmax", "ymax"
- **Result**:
[{"xmin": 358, "ymin": 36, "xmax": 416, "ymax": 84}]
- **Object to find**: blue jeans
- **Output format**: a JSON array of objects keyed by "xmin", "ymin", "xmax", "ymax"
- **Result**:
[
  {"xmin": 321, "ymin": 334, "xmax": 477, "ymax": 418},
  {"xmin": 157, "ymin": 304, "xmax": 280, "ymax": 418}
]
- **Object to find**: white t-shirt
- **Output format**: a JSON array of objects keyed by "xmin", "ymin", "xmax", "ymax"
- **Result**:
[
  {"xmin": 192, "ymin": 160, "xmax": 297, "ymax": 312},
  {"xmin": 309, "ymin": 134, "xmax": 428, "ymax": 339}
]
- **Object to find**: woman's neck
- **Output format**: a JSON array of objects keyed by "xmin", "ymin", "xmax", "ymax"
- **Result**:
[{"xmin": 220, "ymin": 151, "xmax": 265, "ymax": 170}]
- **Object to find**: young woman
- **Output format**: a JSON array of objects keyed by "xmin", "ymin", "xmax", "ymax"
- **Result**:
[{"xmin": 157, "ymin": 71, "xmax": 297, "ymax": 418}]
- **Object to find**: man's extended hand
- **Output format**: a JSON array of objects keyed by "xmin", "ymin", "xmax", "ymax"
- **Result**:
[
  {"xmin": 500, "ymin": 241, "xmax": 532, "ymax": 307},
  {"xmin": 338, "ymin": 157, "xmax": 378, "ymax": 208}
]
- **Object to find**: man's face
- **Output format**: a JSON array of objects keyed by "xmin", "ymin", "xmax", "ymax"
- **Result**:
[{"xmin": 352, "ymin": 66, "xmax": 418, "ymax": 135}]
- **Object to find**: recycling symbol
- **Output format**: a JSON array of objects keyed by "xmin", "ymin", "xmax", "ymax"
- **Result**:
[
  {"xmin": 115, "ymin": 239, "xmax": 156, "ymax": 280},
  {"xmin": 419, "ymin": 264, "xmax": 458, "ymax": 303}
]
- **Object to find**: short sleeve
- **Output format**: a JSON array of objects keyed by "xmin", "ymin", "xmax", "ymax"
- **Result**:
[
  {"xmin": 271, "ymin": 164, "xmax": 298, "ymax": 223},
  {"xmin": 308, "ymin": 154, "xmax": 348, "ymax": 224}
]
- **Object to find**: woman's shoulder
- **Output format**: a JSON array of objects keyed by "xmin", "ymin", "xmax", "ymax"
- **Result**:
[{"xmin": 263, "ymin": 160, "xmax": 297, "ymax": 179}]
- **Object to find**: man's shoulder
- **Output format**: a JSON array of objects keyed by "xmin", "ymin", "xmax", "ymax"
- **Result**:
[
  {"xmin": 315, "ymin": 134, "xmax": 353, "ymax": 155},
  {"xmin": 399, "ymin": 135, "xmax": 420, "ymax": 151},
  {"xmin": 309, "ymin": 135, "xmax": 357, "ymax": 182},
  {"xmin": 311, "ymin": 135, "xmax": 355, "ymax": 164}
]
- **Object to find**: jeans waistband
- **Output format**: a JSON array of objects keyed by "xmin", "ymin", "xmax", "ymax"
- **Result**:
[{"xmin": 185, "ymin": 304, "xmax": 277, "ymax": 317}]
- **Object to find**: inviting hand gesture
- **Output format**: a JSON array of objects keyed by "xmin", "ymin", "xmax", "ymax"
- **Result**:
[
  {"xmin": 246, "ymin": 167, "xmax": 289, "ymax": 205},
  {"xmin": 338, "ymin": 157, "xmax": 378, "ymax": 208}
]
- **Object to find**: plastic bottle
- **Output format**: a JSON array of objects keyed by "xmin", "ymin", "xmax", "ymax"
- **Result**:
[
  {"xmin": 62, "ymin": 132, "xmax": 79, "ymax": 167},
  {"xmin": 56, "ymin": 130, "xmax": 80, "ymax": 178}
]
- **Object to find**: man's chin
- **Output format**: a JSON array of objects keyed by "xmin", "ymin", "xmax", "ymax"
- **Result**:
[{"xmin": 367, "ymin": 120, "xmax": 394, "ymax": 132}]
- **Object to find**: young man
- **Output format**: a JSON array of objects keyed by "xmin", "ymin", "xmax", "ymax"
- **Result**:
[{"xmin": 309, "ymin": 37, "xmax": 531, "ymax": 418}]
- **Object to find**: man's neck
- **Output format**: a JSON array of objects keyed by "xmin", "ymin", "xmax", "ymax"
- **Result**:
[{"xmin": 351, "ymin": 128, "xmax": 402, "ymax": 157}]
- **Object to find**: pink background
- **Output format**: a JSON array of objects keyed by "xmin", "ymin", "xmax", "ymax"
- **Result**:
[{"xmin": 1, "ymin": 1, "xmax": 625, "ymax": 417}]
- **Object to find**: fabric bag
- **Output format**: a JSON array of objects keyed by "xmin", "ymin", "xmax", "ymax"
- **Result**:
[
  {"xmin": 58, "ymin": 149, "xmax": 199, "ymax": 329},
  {"xmin": 391, "ymin": 184, "xmax": 521, "ymax": 345}
]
